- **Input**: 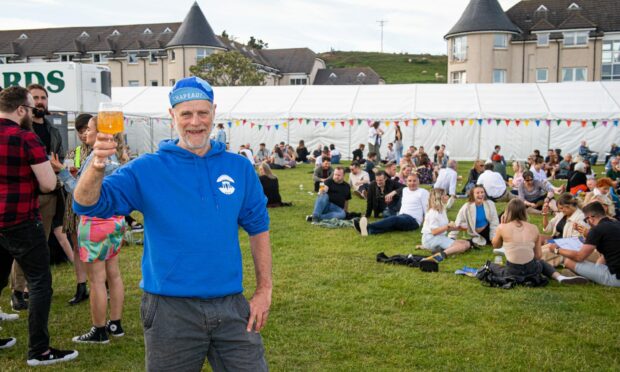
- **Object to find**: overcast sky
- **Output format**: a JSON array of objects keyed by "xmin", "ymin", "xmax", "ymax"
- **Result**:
[{"xmin": 1, "ymin": 0, "xmax": 521, "ymax": 54}]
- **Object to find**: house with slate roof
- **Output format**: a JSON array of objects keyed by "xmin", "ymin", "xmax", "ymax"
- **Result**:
[
  {"xmin": 445, "ymin": 0, "xmax": 620, "ymax": 83},
  {"xmin": 0, "ymin": 2, "xmax": 381, "ymax": 87}
]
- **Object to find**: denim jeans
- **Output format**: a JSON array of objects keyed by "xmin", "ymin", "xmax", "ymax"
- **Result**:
[
  {"xmin": 368, "ymin": 214, "xmax": 419, "ymax": 235},
  {"xmin": 0, "ymin": 219, "xmax": 52, "ymax": 358},
  {"xmin": 312, "ymin": 193, "xmax": 346, "ymax": 220},
  {"xmin": 141, "ymin": 292, "xmax": 268, "ymax": 372}
]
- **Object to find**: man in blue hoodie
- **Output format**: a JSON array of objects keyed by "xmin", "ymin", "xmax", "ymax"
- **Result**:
[{"xmin": 73, "ymin": 77, "xmax": 272, "ymax": 371}]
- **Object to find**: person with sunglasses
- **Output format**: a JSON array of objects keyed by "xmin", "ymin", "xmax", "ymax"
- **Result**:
[{"xmin": 553, "ymin": 202, "xmax": 620, "ymax": 287}]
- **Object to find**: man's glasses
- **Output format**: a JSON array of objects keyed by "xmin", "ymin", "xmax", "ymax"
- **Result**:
[{"xmin": 20, "ymin": 105, "xmax": 36, "ymax": 112}]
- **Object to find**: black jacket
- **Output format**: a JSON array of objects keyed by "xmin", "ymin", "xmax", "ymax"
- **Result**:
[{"xmin": 365, "ymin": 179, "xmax": 403, "ymax": 218}]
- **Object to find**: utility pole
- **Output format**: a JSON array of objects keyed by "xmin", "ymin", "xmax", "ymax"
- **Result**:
[{"xmin": 377, "ymin": 20, "xmax": 387, "ymax": 53}]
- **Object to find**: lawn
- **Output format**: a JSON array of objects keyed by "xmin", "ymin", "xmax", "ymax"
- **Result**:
[
  {"xmin": 1, "ymin": 161, "xmax": 619, "ymax": 371},
  {"xmin": 318, "ymin": 51, "xmax": 447, "ymax": 84}
]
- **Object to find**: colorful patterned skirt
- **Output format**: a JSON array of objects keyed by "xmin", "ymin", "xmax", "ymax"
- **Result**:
[{"xmin": 77, "ymin": 215, "xmax": 126, "ymax": 263}]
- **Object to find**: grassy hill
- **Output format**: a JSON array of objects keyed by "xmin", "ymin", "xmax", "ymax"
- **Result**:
[{"xmin": 319, "ymin": 51, "xmax": 448, "ymax": 84}]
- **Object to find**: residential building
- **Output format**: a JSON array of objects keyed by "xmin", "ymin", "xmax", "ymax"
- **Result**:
[
  {"xmin": 445, "ymin": 0, "xmax": 620, "ymax": 84},
  {"xmin": 0, "ymin": 2, "xmax": 381, "ymax": 87}
]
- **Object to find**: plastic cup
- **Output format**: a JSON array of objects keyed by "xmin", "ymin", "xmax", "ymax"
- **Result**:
[{"xmin": 98, "ymin": 102, "xmax": 124, "ymax": 134}]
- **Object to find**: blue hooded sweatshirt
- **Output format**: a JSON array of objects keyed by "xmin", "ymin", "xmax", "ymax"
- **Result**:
[{"xmin": 73, "ymin": 139, "xmax": 269, "ymax": 299}]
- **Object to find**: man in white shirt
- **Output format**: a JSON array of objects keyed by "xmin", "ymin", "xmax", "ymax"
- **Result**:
[
  {"xmin": 348, "ymin": 161, "xmax": 370, "ymax": 198},
  {"xmin": 385, "ymin": 143, "xmax": 396, "ymax": 163},
  {"xmin": 354, "ymin": 174, "xmax": 428, "ymax": 236},
  {"xmin": 434, "ymin": 159, "xmax": 458, "ymax": 208},
  {"xmin": 476, "ymin": 162, "xmax": 513, "ymax": 202}
]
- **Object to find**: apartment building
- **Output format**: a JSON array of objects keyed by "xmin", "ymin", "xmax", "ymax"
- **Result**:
[{"xmin": 445, "ymin": 0, "xmax": 620, "ymax": 84}]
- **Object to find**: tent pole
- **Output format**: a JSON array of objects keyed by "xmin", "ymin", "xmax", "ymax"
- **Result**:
[
  {"xmin": 477, "ymin": 121, "xmax": 482, "ymax": 160},
  {"xmin": 547, "ymin": 119, "xmax": 551, "ymax": 152}
]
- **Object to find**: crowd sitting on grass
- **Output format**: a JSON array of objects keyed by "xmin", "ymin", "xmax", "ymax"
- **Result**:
[{"xmin": 288, "ymin": 138, "xmax": 620, "ymax": 288}]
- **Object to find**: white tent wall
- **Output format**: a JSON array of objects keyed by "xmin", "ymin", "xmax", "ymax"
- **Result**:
[{"xmin": 112, "ymin": 82, "xmax": 620, "ymax": 162}]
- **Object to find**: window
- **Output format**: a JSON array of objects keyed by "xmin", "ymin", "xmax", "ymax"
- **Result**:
[
  {"xmin": 111, "ymin": 30, "xmax": 120, "ymax": 36},
  {"xmin": 563, "ymin": 31, "xmax": 589, "ymax": 47},
  {"xmin": 568, "ymin": 2, "xmax": 580, "ymax": 10},
  {"xmin": 289, "ymin": 78, "xmax": 307, "ymax": 85},
  {"xmin": 493, "ymin": 69, "xmax": 507, "ymax": 83},
  {"xmin": 536, "ymin": 68, "xmax": 548, "ymax": 82},
  {"xmin": 169, "ymin": 79, "xmax": 176, "ymax": 86},
  {"xmin": 196, "ymin": 48, "xmax": 212, "ymax": 62},
  {"xmin": 18, "ymin": 33, "xmax": 28, "ymax": 40},
  {"xmin": 149, "ymin": 51, "xmax": 158, "ymax": 63},
  {"xmin": 537, "ymin": 33, "xmax": 549, "ymax": 47},
  {"xmin": 451, "ymin": 36, "xmax": 467, "ymax": 62},
  {"xmin": 536, "ymin": 5, "xmax": 548, "ymax": 12},
  {"xmin": 602, "ymin": 40, "xmax": 620, "ymax": 80},
  {"xmin": 163, "ymin": 27, "xmax": 173, "ymax": 34},
  {"xmin": 92, "ymin": 53, "xmax": 108, "ymax": 64},
  {"xmin": 128, "ymin": 80, "xmax": 140, "ymax": 87},
  {"xmin": 494, "ymin": 34, "xmax": 508, "ymax": 49},
  {"xmin": 450, "ymin": 71, "xmax": 466, "ymax": 84},
  {"xmin": 79, "ymin": 31, "xmax": 89, "ymax": 38},
  {"xmin": 143, "ymin": 28, "xmax": 152, "ymax": 35},
  {"xmin": 60, "ymin": 54, "xmax": 74, "ymax": 62},
  {"xmin": 150, "ymin": 80, "xmax": 159, "ymax": 86},
  {"xmin": 169, "ymin": 50, "xmax": 176, "ymax": 61},
  {"xmin": 128, "ymin": 52, "xmax": 138, "ymax": 64},
  {"xmin": 0, "ymin": 57, "xmax": 6, "ymax": 64},
  {"xmin": 562, "ymin": 67, "xmax": 587, "ymax": 82}
]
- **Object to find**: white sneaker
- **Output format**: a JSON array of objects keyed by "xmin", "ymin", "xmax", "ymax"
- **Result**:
[
  {"xmin": 359, "ymin": 217, "xmax": 368, "ymax": 236},
  {"xmin": 558, "ymin": 275, "xmax": 589, "ymax": 285},
  {"xmin": 492, "ymin": 247, "xmax": 505, "ymax": 256},
  {"xmin": 0, "ymin": 307, "xmax": 19, "ymax": 321}
]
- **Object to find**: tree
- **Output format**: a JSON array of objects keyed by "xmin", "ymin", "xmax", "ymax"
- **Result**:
[
  {"xmin": 221, "ymin": 30, "xmax": 229, "ymax": 40},
  {"xmin": 190, "ymin": 51, "xmax": 265, "ymax": 86},
  {"xmin": 247, "ymin": 36, "xmax": 268, "ymax": 50}
]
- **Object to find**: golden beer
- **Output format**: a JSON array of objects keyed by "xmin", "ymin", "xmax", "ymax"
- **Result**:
[{"xmin": 97, "ymin": 111, "xmax": 124, "ymax": 134}]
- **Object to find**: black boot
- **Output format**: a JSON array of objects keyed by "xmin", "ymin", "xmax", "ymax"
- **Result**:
[{"xmin": 68, "ymin": 282, "xmax": 89, "ymax": 305}]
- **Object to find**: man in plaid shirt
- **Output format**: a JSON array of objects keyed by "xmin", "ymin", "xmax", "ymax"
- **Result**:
[{"xmin": 0, "ymin": 86, "xmax": 78, "ymax": 366}]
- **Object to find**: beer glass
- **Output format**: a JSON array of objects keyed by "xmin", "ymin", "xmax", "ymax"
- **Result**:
[{"xmin": 98, "ymin": 102, "xmax": 124, "ymax": 134}]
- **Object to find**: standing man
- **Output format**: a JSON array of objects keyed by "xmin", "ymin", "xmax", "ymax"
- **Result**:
[
  {"xmin": 368, "ymin": 121, "xmax": 384, "ymax": 163},
  {"xmin": 215, "ymin": 123, "xmax": 226, "ymax": 144},
  {"xmin": 0, "ymin": 86, "xmax": 78, "ymax": 365},
  {"xmin": 73, "ymin": 77, "xmax": 272, "ymax": 371},
  {"xmin": 434, "ymin": 159, "xmax": 458, "ymax": 209},
  {"xmin": 9, "ymin": 84, "xmax": 65, "ymax": 312}
]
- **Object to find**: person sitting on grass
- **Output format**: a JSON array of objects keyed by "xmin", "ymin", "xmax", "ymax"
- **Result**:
[
  {"xmin": 365, "ymin": 152, "xmax": 378, "ymax": 182},
  {"xmin": 489, "ymin": 199, "xmax": 587, "ymax": 285},
  {"xmin": 416, "ymin": 154, "xmax": 435, "ymax": 185},
  {"xmin": 384, "ymin": 161, "xmax": 399, "ymax": 183},
  {"xmin": 462, "ymin": 160, "xmax": 484, "ymax": 195},
  {"xmin": 540, "ymin": 193, "xmax": 596, "ymax": 271},
  {"xmin": 418, "ymin": 189, "xmax": 473, "ymax": 272},
  {"xmin": 397, "ymin": 164, "xmax": 414, "ymax": 186},
  {"xmin": 568, "ymin": 162, "xmax": 589, "ymax": 195},
  {"xmin": 354, "ymin": 173, "xmax": 428, "ymax": 236},
  {"xmin": 308, "ymin": 167, "xmax": 351, "ymax": 223},
  {"xmin": 434, "ymin": 159, "xmax": 458, "ymax": 209},
  {"xmin": 517, "ymin": 170, "xmax": 556, "ymax": 215},
  {"xmin": 584, "ymin": 177, "xmax": 619, "ymax": 218},
  {"xmin": 557, "ymin": 153, "xmax": 573, "ymax": 180},
  {"xmin": 352, "ymin": 143, "xmax": 366, "ymax": 164},
  {"xmin": 348, "ymin": 161, "xmax": 370, "ymax": 198},
  {"xmin": 448, "ymin": 185, "xmax": 499, "ymax": 247},
  {"xmin": 258, "ymin": 162, "xmax": 291, "ymax": 208},
  {"xmin": 509, "ymin": 161, "xmax": 525, "ymax": 194},
  {"xmin": 365, "ymin": 171, "xmax": 403, "ymax": 218},
  {"xmin": 476, "ymin": 161, "xmax": 514, "ymax": 202},
  {"xmin": 551, "ymin": 201, "xmax": 620, "ymax": 286},
  {"xmin": 313, "ymin": 157, "xmax": 333, "ymax": 192},
  {"xmin": 308, "ymin": 143, "xmax": 322, "ymax": 164}
]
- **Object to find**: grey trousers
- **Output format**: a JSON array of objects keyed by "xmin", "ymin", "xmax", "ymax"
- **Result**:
[{"xmin": 141, "ymin": 292, "xmax": 268, "ymax": 372}]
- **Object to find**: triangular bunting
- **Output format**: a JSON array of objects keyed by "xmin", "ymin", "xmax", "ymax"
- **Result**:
[
  {"xmin": 535, "ymin": 120, "xmax": 540, "ymax": 127},
  {"xmin": 477, "ymin": 119, "xmax": 483, "ymax": 125},
  {"xmin": 495, "ymin": 119, "xmax": 501, "ymax": 126},
  {"xmin": 258, "ymin": 125, "xmax": 262, "ymax": 130},
  {"xmin": 592, "ymin": 121, "xmax": 598, "ymax": 128},
  {"xmin": 556, "ymin": 120, "xmax": 562, "ymax": 126},
  {"xmin": 505, "ymin": 119, "xmax": 510, "ymax": 126},
  {"xmin": 340, "ymin": 121, "xmax": 345, "ymax": 127},
  {"xmin": 459, "ymin": 119, "xmax": 465, "ymax": 126},
  {"xmin": 581, "ymin": 120, "xmax": 587, "ymax": 128},
  {"xmin": 450, "ymin": 120, "xmax": 455, "ymax": 126},
  {"xmin": 275, "ymin": 125, "xmax": 279, "ymax": 130},
  {"xmin": 251, "ymin": 123, "xmax": 255, "ymax": 129}
]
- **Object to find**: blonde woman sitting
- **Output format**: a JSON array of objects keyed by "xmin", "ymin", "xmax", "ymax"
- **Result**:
[{"xmin": 419, "ymin": 189, "xmax": 474, "ymax": 271}]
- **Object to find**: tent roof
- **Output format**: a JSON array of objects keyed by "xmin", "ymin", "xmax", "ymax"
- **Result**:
[{"xmin": 113, "ymin": 82, "xmax": 620, "ymax": 121}]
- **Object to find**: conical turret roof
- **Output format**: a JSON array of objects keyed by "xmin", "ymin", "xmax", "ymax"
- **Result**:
[
  {"xmin": 167, "ymin": 2, "xmax": 226, "ymax": 49},
  {"xmin": 445, "ymin": 0, "xmax": 520, "ymax": 39}
]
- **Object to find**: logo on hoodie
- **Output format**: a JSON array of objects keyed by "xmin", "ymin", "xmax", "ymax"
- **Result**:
[{"xmin": 217, "ymin": 174, "xmax": 235, "ymax": 195}]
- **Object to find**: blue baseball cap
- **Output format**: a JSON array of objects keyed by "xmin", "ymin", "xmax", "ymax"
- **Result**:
[{"xmin": 169, "ymin": 76, "xmax": 214, "ymax": 107}]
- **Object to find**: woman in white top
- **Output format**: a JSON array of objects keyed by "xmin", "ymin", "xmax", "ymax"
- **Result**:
[{"xmin": 419, "ymin": 189, "xmax": 472, "ymax": 271}]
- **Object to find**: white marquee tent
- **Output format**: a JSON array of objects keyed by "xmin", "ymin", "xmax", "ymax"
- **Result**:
[{"xmin": 113, "ymin": 82, "xmax": 620, "ymax": 161}]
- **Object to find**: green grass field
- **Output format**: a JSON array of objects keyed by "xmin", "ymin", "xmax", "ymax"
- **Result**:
[
  {"xmin": 318, "ymin": 51, "xmax": 448, "ymax": 84},
  {"xmin": 1, "ymin": 161, "xmax": 619, "ymax": 371}
]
